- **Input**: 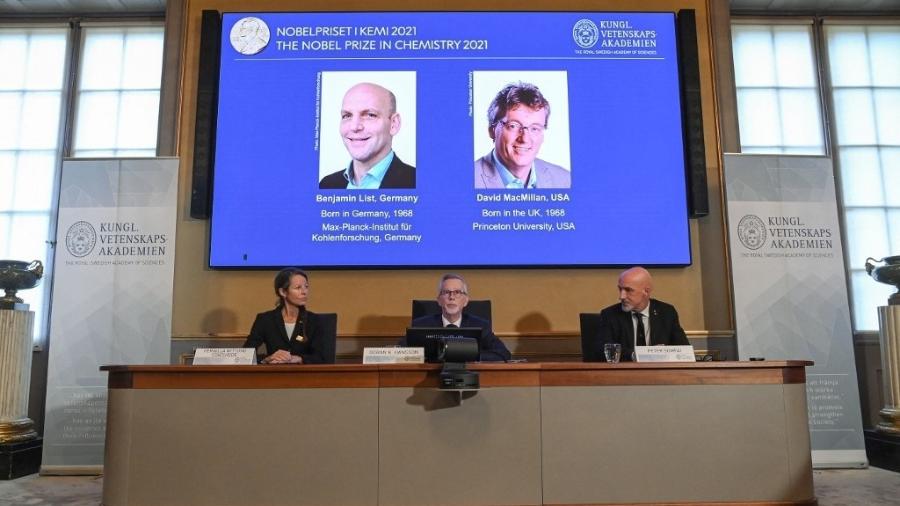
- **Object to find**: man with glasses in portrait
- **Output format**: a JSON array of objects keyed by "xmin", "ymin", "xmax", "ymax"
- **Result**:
[
  {"xmin": 402, "ymin": 274, "xmax": 511, "ymax": 362},
  {"xmin": 475, "ymin": 82, "xmax": 571, "ymax": 189}
]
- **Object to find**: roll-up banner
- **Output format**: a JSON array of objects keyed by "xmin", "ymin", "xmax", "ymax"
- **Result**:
[
  {"xmin": 41, "ymin": 158, "xmax": 178, "ymax": 474},
  {"xmin": 724, "ymin": 154, "xmax": 866, "ymax": 468}
]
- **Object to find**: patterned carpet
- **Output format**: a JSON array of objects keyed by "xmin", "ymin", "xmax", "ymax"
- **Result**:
[
  {"xmin": 812, "ymin": 467, "xmax": 900, "ymax": 506},
  {"xmin": 0, "ymin": 467, "xmax": 898, "ymax": 505},
  {"xmin": 0, "ymin": 474, "xmax": 101, "ymax": 506}
]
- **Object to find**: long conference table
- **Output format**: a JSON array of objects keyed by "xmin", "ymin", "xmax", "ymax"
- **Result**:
[{"xmin": 100, "ymin": 361, "xmax": 816, "ymax": 506}]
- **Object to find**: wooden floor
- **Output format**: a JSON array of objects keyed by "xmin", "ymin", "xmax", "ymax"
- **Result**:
[{"xmin": 0, "ymin": 467, "xmax": 898, "ymax": 505}]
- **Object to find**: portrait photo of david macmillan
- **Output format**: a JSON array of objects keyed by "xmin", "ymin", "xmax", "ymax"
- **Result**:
[
  {"xmin": 473, "ymin": 72, "xmax": 571, "ymax": 189},
  {"xmin": 318, "ymin": 72, "xmax": 416, "ymax": 190}
]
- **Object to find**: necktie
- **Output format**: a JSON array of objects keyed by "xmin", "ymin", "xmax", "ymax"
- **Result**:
[
  {"xmin": 633, "ymin": 312, "xmax": 646, "ymax": 346},
  {"xmin": 446, "ymin": 323, "xmax": 458, "ymax": 328}
]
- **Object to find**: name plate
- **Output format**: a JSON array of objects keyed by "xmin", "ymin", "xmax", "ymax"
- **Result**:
[
  {"xmin": 634, "ymin": 345, "xmax": 695, "ymax": 363},
  {"xmin": 363, "ymin": 347, "xmax": 425, "ymax": 364},
  {"xmin": 193, "ymin": 348, "xmax": 256, "ymax": 365}
]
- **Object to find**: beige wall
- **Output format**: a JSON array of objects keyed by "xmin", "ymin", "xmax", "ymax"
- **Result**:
[{"xmin": 170, "ymin": 0, "xmax": 732, "ymax": 340}]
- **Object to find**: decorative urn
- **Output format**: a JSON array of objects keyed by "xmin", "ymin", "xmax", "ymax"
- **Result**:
[
  {"xmin": 866, "ymin": 256, "xmax": 900, "ymax": 306},
  {"xmin": 0, "ymin": 260, "xmax": 44, "ymax": 310}
]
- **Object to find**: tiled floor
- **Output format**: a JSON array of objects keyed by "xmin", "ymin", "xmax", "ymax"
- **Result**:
[{"xmin": 1, "ymin": 467, "xmax": 899, "ymax": 505}]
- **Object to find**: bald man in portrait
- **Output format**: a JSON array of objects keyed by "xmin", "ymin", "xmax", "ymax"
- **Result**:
[
  {"xmin": 319, "ymin": 82, "xmax": 416, "ymax": 189},
  {"xmin": 585, "ymin": 266, "xmax": 689, "ymax": 362}
]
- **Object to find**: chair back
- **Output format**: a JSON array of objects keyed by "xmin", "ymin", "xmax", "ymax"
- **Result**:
[
  {"xmin": 579, "ymin": 313, "xmax": 603, "ymax": 362},
  {"xmin": 316, "ymin": 312, "xmax": 338, "ymax": 363}
]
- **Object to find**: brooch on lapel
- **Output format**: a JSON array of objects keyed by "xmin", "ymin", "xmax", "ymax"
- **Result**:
[{"xmin": 295, "ymin": 333, "xmax": 306, "ymax": 342}]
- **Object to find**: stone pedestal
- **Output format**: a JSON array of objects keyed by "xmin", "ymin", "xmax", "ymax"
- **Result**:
[
  {"xmin": 0, "ymin": 308, "xmax": 40, "ymax": 479},
  {"xmin": 0, "ymin": 309, "xmax": 37, "ymax": 444},
  {"xmin": 877, "ymin": 306, "xmax": 900, "ymax": 435},
  {"xmin": 1, "ymin": 437, "xmax": 42, "ymax": 480},
  {"xmin": 864, "ymin": 429, "xmax": 900, "ymax": 472}
]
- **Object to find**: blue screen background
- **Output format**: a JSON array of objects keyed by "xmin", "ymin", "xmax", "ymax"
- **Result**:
[{"xmin": 210, "ymin": 12, "xmax": 692, "ymax": 268}]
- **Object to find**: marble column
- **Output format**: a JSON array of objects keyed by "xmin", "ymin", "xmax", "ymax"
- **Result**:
[
  {"xmin": 877, "ymin": 306, "xmax": 900, "ymax": 435},
  {"xmin": 0, "ymin": 308, "xmax": 37, "ymax": 443}
]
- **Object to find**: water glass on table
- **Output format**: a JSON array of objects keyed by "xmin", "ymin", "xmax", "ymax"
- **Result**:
[{"xmin": 603, "ymin": 343, "xmax": 622, "ymax": 364}]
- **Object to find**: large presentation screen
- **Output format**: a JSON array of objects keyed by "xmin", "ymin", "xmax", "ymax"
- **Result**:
[{"xmin": 209, "ymin": 11, "xmax": 692, "ymax": 268}]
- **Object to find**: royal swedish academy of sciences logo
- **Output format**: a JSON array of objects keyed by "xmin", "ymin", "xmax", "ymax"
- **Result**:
[
  {"xmin": 230, "ymin": 17, "xmax": 271, "ymax": 56},
  {"xmin": 572, "ymin": 19, "xmax": 599, "ymax": 49},
  {"xmin": 66, "ymin": 221, "xmax": 97, "ymax": 257},
  {"xmin": 737, "ymin": 215, "xmax": 767, "ymax": 250}
]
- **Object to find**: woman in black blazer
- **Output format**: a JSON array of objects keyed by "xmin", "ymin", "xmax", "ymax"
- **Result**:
[{"xmin": 243, "ymin": 268, "xmax": 333, "ymax": 364}]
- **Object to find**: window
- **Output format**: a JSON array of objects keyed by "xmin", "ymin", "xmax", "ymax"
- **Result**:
[
  {"xmin": 732, "ymin": 19, "xmax": 900, "ymax": 331},
  {"xmin": 72, "ymin": 25, "xmax": 164, "ymax": 157},
  {"xmin": 825, "ymin": 24, "xmax": 900, "ymax": 331},
  {"xmin": 731, "ymin": 24, "xmax": 825, "ymax": 154},
  {"xmin": 0, "ymin": 21, "xmax": 164, "ymax": 343},
  {"xmin": 0, "ymin": 27, "xmax": 68, "ymax": 341}
]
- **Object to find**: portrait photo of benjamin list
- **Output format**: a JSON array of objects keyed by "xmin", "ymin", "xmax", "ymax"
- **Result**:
[
  {"xmin": 472, "ymin": 72, "xmax": 571, "ymax": 189},
  {"xmin": 318, "ymin": 72, "xmax": 417, "ymax": 190}
]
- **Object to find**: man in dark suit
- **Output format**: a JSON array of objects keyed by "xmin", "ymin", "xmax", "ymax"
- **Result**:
[
  {"xmin": 319, "ymin": 82, "xmax": 416, "ymax": 189},
  {"xmin": 404, "ymin": 274, "xmax": 511, "ymax": 362},
  {"xmin": 587, "ymin": 267, "xmax": 689, "ymax": 362}
]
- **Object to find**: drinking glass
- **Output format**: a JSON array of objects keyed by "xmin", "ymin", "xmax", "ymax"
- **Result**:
[{"xmin": 603, "ymin": 343, "xmax": 622, "ymax": 364}]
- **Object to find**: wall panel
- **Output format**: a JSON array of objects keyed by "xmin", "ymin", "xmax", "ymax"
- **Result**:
[{"xmin": 171, "ymin": 0, "xmax": 730, "ymax": 343}]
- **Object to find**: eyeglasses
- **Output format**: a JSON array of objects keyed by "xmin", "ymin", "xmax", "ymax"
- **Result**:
[
  {"xmin": 439, "ymin": 289, "xmax": 468, "ymax": 298},
  {"xmin": 497, "ymin": 120, "xmax": 545, "ymax": 136}
]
